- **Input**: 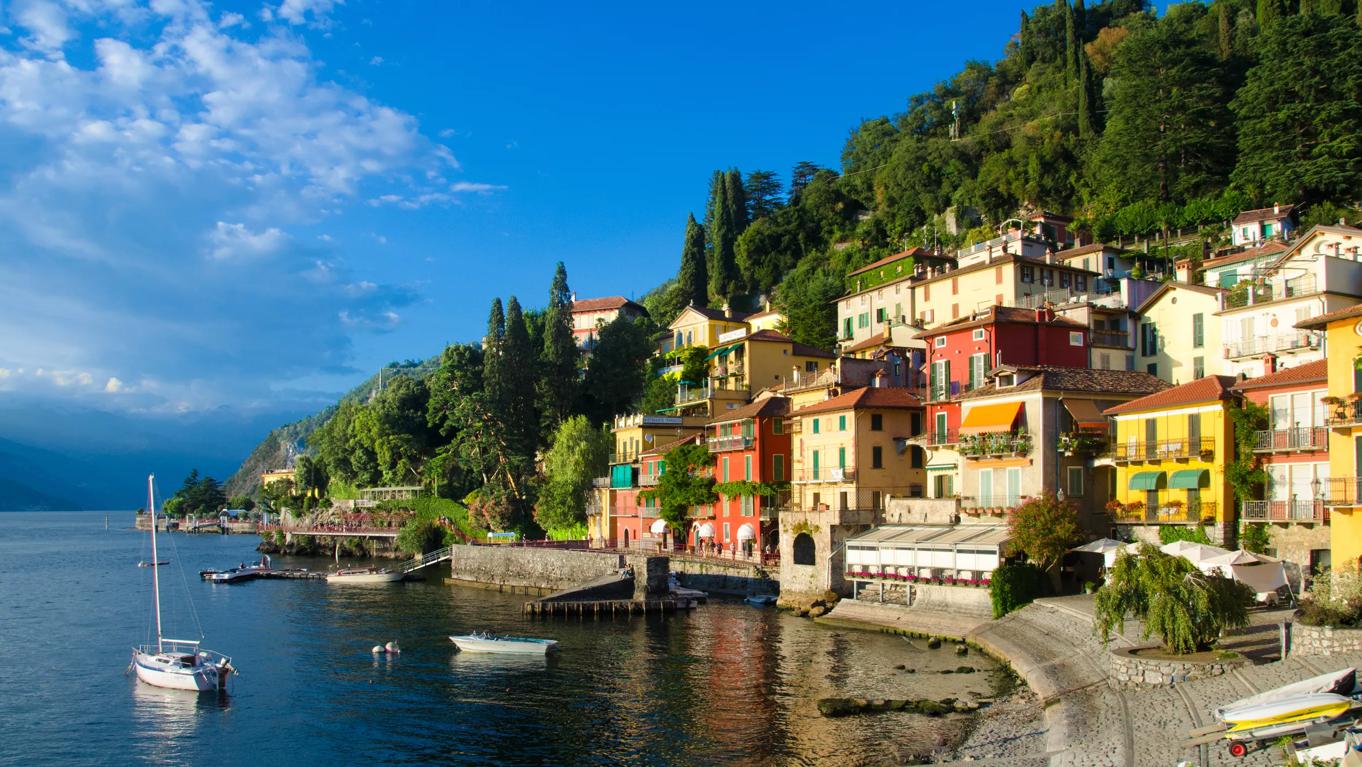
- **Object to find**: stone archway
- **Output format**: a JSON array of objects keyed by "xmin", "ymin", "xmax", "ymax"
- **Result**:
[{"xmin": 792, "ymin": 532, "xmax": 816, "ymax": 565}]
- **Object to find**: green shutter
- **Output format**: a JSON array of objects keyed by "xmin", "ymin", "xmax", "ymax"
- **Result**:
[
  {"xmin": 839, "ymin": 414, "xmax": 847, "ymax": 431},
  {"xmin": 744, "ymin": 455, "xmax": 752, "ymax": 480},
  {"xmin": 812, "ymin": 450, "xmax": 819, "ymax": 479},
  {"xmin": 1192, "ymin": 313, "xmax": 1204, "ymax": 348},
  {"xmin": 838, "ymin": 446, "xmax": 846, "ymax": 468}
]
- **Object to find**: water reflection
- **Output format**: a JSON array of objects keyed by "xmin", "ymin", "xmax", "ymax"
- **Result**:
[{"xmin": 129, "ymin": 682, "xmax": 229, "ymax": 765}]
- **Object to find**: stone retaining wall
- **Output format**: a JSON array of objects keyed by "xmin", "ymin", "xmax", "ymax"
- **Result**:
[
  {"xmin": 1109, "ymin": 646, "xmax": 1248, "ymax": 688},
  {"xmin": 669, "ymin": 556, "xmax": 777, "ymax": 596},
  {"xmin": 446, "ymin": 545, "xmax": 625, "ymax": 592},
  {"xmin": 1291, "ymin": 623, "xmax": 1362, "ymax": 656}
]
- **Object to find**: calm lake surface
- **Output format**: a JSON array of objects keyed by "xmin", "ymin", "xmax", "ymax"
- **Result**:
[{"xmin": 0, "ymin": 511, "xmax": 1005, "ymax": 766}]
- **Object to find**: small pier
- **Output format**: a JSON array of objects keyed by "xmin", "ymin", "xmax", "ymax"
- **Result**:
[{"xmin": 524, "ymin": 597, "xmax": 699, "ymax": 617}]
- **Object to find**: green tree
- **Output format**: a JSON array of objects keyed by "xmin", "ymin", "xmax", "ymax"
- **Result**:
[
  {"xmin": 1256, "ymin": 0, "xmax": 1285, "ymax": 28},
  {"xmin": 581, "ymin": 316, "xmax": 654, "ymax": 424},
  {"xmin": 534, "ymin": 415, "xmax": 611, "ymax": 532},
  {"xmin": 1008, "ymin": 493, "xmax": 1082, "ymax": 572},
  {"xmin": 1092, "ymin": 6, "xmax": 1236, "ymax": 206},
  {"xmin": 396, "ymin": 518, "xmax": 445, "ymax": 555},
  {"xmin": 744, "ymin": 170, "xmax": 783, "ymax": 220},
  {"xmin": 1094, "ymin": 546, "xmax": 1253, "ymax": 654},
  {"xmin": 1077, "ymin": 48, "xmax": 1099, "ymax": 140},
  {"xmin": 641, "ymin": 442, "xmax": 716, "ymax": 533},
  {"xmin": 538, "ymin": 262, "xmax": 579, "ymax": 436},
  {"xmin": 500, "ymin": 297, "xmax": 539, "ymax": 462},
  {"xmin": 788, "ymin": 161, "xmax": 822, "ymax": 201},
  {"xmin": 775, "ymin": 259, "xmax": 843, "ymax": 351},
  {"xmin": 227, "ymin": 496, "xmax": 256, "ymax": 513},
  {"xmin": 725, "ymin": 168, "xmax": 748, "ymax": 232},
  {"xmin": 482, "ymin": 298, "xmax": 505, "ymax": 403},
  {"xmin": 677, "ymin": 214, "xmax": 708, "ymax": 308},
  {"xmin": 293, "ymin": 455, "xmax": 329, "ymax": 499},
  {"xmin": 706, "ymin": 170, "xmax": 741, "ymax": 302},
  {"xmin": 1230, "ymin": 15, "xmax": 1362, "ymax": 205}
]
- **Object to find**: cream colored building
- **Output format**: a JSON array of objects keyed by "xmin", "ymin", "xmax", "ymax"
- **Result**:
[{"xmin": 1134, "ymin": 282, "xmax": 1226, "ymax": 384}]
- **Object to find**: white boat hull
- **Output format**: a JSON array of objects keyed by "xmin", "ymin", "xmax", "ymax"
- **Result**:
[
  {"xmin": 327, "ymin": 570, "xmax": 404, "ymax": 584},
  {"xmin": 132, "ymin": 649, "xmax": 226, "ymax": 692},
  {"xmin": 449, "ymin": 635, "xmax": 559, "ymax": 655}
]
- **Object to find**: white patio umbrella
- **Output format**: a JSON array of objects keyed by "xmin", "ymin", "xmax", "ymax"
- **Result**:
[
  {"xmin": 1160, "ymin": 541, "xmax": 1232, "ymax": 570},
  {"xmin": 1202, "ymin": 548, "xmax": 1272, "ymax": 571},
  {"xmin": 1071, "ymin": 538, "xmax": 1126, "ymax": 568}
]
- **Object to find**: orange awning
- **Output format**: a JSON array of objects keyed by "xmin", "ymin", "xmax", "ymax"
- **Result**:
[
  {"xmin": 1063, "ymin": 399, "xmax": 1107, "ymax": 431},
  {"xmin": 959, "ymin": 402, "xmax": 1023, "ymax": 435}
]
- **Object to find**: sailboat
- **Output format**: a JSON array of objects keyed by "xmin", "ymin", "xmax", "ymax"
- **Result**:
[{"xmin": 130, "ymin": 475, "xmax": 235, "ymax": 692}]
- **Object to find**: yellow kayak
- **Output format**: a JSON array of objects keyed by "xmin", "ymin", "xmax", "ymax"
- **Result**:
[{"xmin": 1223, "ymin": 694, "xmax": 1354, "ymax": 734}]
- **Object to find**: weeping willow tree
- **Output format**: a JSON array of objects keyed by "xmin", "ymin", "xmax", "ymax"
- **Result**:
[{"xmin": 1093, "ymin": 545, "xmax": 1253, "ymax": 655}]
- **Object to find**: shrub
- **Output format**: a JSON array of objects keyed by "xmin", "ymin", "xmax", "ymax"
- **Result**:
[
  {"xmin": 396, "ymin": 519, "xmax": 446, "ymax": 555},
  {"xmin": 1158, "ymin": 525, "xmax": 1212, "ymax": 545},
  {"xmin": 990, "ymin": 562, "xmax": 1047, "ymax": 618},
  {"xmin": 1240, "ymin": 523, "xmax": 1271, "ymax": 555},
  {"xmin": 1298, "ymin": 569, "xmax": 1362, "ymax": 628}
]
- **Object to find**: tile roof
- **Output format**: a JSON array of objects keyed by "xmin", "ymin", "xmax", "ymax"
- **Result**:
[
  {"xmin": 641, "ymin": 433, "xmax": 701, "ymax": 457},
  {"xmin": 793, "ymin": 386, "xmax": 922, "ymax": 415},
  {"xmin": 709, "ymin": 395, "xmax": 790, "ymax": 424},
  {"xmin": 910, "ymin": 253, "xmax": 1099, "ymax": 289},
  {"xmin": 847, "ymin": 248, "xmax": 938, "ymax": 277},
  {"xmin": 1055, "ymin": 242, "xmax": 1123, "ymax": 259},
  {"xmin": 959, "ymin": 366, "xmax": 1169, "ymax": 400},
  {"xmin": 571, "ymin": 296, "xmax": 645, "ymax": 314},
  {"xmin": 1134, "ymin": 281, "xmax": 1225, "ymax": 315},
  {"xmin": 918, "ymin": 305, "xmax": 1088, "ymax": 337},
  {"xmin": 1233, "ymin": 204, "xmax": 1295, "ymax": 225},
  {"xmin": 745, "ymin": 329, "xmax": 837, "ymax": 358},
  {"xmin": 677, "ymin": 304, "xmax": 753, "ymax": 323},
  {"xmin": 1103, "ymin": 375, "xmax": 1239, "ymax": 415},
  {"xmin": 843, "ymin": 333, "xmax": 894, "ymax": 354},
  {"xmin": 1196, "ymin": 240, "xmax": 1290, "ymax": 270},
  {"xmin": 1232, "ymin": 359, "xmax": 1328, "ymax": 391},
  {"xmin": 1296, "ymin": 302, "xmax": 1362, "ymax": 330}
]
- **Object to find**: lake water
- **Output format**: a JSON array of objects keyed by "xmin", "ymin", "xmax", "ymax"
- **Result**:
[{"xmin": 0, "ymin": 511, "xmax": 1006, "ymax": 766}]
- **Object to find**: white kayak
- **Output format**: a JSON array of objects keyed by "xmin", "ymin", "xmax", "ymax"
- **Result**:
[
  {"xmin": 1219, "ymin": 693, "xmax": 1356, "ymax": 733},
  {"xmin": 327, "ymin": 568, "xmax": 404, "ymax": 584},
  {"xmin": 449, "ymin": 632, "xmax": 559, "ymax": 655}
]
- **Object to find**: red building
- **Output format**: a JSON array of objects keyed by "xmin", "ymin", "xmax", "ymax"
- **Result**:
[
  {"xmin": 702, "ymin": 394, "xmax": 791, "ymax": 559},
  {"xmin": 921, "ymin": 306, "xmax": 1090, "ymax": 449}
]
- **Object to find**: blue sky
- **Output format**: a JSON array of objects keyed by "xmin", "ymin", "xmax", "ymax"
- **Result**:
[{"xmin": 0, "ymin": 0, "xmax": 1075, "ymax": 452}]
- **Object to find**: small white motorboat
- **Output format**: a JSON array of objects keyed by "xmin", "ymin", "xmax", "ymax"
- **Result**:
[
  {"xmin": 327, "ymin": 568, "xmax": 404, "ymax": 584},
  {"xmin": 138, "ymin": 561, "xmax": 169, "ymax": 568},
  {"xmin": 744, "ymin": 594, "xmax": 777, "ymax": 607},
  {"xmin": 450, "ymin": 632, "xmax": 559, "ymax": 655}
]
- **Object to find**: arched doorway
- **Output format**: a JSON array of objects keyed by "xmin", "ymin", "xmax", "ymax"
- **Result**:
[{"xmin": 792, "ymin": 533, "xmax": 816, "ymax": 565}]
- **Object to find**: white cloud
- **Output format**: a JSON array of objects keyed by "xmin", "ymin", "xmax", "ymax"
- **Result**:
[
  {"xmin": 104, "ymin": 376, "xmax": 125, "ymax": 392},
  {"xmin": 368, "ymin": 55, "xmax": 382, "ymax": 66},
  {"xmin": 14, "ymin": 0, "xmax": 71, "ymax": 53},
  {"xmin": 276, "ymin": 0, "xmax": 342, "ymax": 26},
  {"xmin": 450, "ymin": 181, "xmax": 506, "ymax": 194},
  {"xmin": 208, "ymin": 221, "xmax": 286, "ymax": 261}
]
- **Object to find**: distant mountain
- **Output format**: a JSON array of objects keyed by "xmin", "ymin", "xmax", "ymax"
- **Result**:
[{"xmin": 0, "ymin": 477, "xmax": 80, "ymax": 511}]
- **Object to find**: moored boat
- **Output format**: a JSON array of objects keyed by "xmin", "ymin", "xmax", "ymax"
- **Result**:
[
  {"xmin": 1221, "ymin": 693, "xmax": 1357, "ymax": 733},
  {"xmin": 326, "ymin": 568, "xmax": 404, "ymax": 584},
  {"xmin": 449, "ymin": 632, "xmax": 560, "ymax": 655},
  {"xmin": 744, "ymin": 594, "xmax": 777, "ymax": 606}
]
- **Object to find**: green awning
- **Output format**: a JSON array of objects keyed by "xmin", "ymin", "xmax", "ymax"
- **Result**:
[
  {"xmin": 926, "ymin": 464, "xmax": 957, "ymax": 472},
  {"xmin": 1129, "ymin": 471, "xmax": 1166, "ymax": 491},
  {"xmin": 704, "ymin": 343, "xmax": 740, "ymax": 360},
  {"xmin": 1168, "ymin": 469, "xmax": 1208, "ymax": 489}
]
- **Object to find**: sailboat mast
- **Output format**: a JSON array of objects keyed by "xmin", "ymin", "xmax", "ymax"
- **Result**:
[{"xmin": 148, "ymin": 474, "xmax": 163, "ymax": 653}]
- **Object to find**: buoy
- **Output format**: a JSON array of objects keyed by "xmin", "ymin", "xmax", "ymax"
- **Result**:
[
  {"xmin": 371, "ymin": 645, "xmax": 384, "ymax": 654},
  {"xmin": 385, "ymin": 641, "xmax": 400, "ymax": 654}
]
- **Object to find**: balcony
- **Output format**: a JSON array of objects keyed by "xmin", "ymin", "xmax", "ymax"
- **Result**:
[
  {"xmin": 674, "ymin": 386, "xmax": 711, "ymax": 408},
  {"xmin": 1283, "ymin": 274, "xmax": 1318, "ymax": 298},
  {"xmin": 1323, "ymin": 477, "xmax": 1362, "ymax": 507},
  {"xmin": 1110, "ymin": 438, "xmax": 1215, "ymax": 463},
  {"xmin": 795, "ymin": 467, "xmax": 858, "ymax": 484},
  {"xmin": 1326, "ymin": 400, "xmax": 1362, "ymax": 428},
  {"xmin": 786, "ymin": 487, "xmax": 905, "ymax": 513},
  {"xmin": 1090, "ymin": 330, "xmax": 1130, "ymax": 348},
  {"xmin": 1114, "ymin": 501, "xmax": 1216, "ymax": 524},
  {"xmin": 1252, "ymin": 427, "xmax": 1327, "ymax": 453},
  {"xmin": 638, "ymin": 473, "xmax": 660, "ymax": 486},
  {"xmin": 1224, "ymin": 283, "xmax": 1274, "ymax": 309},
  {"xmin": 1241, "ymin": 499, "xmax": 1328, "ymax": 523},
  {"xmin": 591, "ymin": 477, "xmax": 610, "ymax": 488},
  {"xmin": 959, "ymin": 495, "xmax": 1022, "ymax": 514},
  {"xmin": 928, "ymin": 428, "xmax": 959, "ymax": 446},
  {"xmin": 1226, "ymin": 332, "xmax": 1317, "ymax": 359},
  {"xmin": 959, "ymin": 431, "xmax": 1032, "ymax": 459},
  {"xmin": 1057, "ymin": 431, "xmax": 1106, "ymax": 455},
  {"xmin": 708, "ymin": 434, "xmax": 754, "ymax": 453}
]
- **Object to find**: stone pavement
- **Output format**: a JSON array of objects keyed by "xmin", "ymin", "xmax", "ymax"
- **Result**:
[{"xmin": 816, "ymin": 599, "xmax": 989, "ymax": 639}]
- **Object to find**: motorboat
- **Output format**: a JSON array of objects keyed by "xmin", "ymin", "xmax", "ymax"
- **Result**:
[
  {"xmin": 138, "ymin": 561, "xmax": 169, "ymax": 568},
  {"xmin": 326, "ymin": 567, "xmax": 404, "ymax": 584},
  {"xmin": 131, "ymin": 475, "xmax": 235, "ymax": 692},
  {"xmin": 668, "ymin": 572, "xmax": 708, "ymax": 601},
  {"xmin": 203, "ymin": 556, "xmax": 269, "ymax": 583},
  {"xmin": 744, "ymin": 594, "xmax": 777, "ymax": 607},
  {"xmin": 449, "ymin": 632, "xmax": 560, "ymax": 655}
]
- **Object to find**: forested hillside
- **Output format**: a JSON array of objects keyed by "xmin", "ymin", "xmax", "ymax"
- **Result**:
[{"xmin": 233, "ymin": 0, "xmax": 1362, "ymax": 536}]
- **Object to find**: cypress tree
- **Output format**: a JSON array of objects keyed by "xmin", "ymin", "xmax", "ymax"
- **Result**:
[
  {"xmin": 483, "ymin": 297, "xmax": 506, "ymax": 406},
  {"xmin": 677, "ymin": 214, "xmax": 708, "ymax": 307},
  {"xmin": 1217, "ymin": 2, "xmax": 1233, "ymax": 60},
  {"xmin": 1299, "ymin": 0, "xmax": 1315, "ymax": 14},
  {"xmin": 538, "ymin": 262, "xmax": 578, "ymax": 437},
  {"xmin": 1063, "ymin": 0, "xmax": 1078, "ymax": 81},
  {"xmin": 1074, "ymin": 0, "xmax": 1086, "ymax": 37},
  {"xmin": 502, "ymin": 297, "xmax": 539, "ymax": 461},
  {"xmin": 724, "ymin": 168, "xmax": 748, "ymax": 233},
  {"xmin": 1019, "ymin": 10, "xmax": 1033, "ymax": 68},
  {"xmin": 1078, "ymin": 50, "xmax": 1098, "ymax": 139},
  {"xmin": 1256, "ymin": 0, "xmax": 1282, "ymax": 28},
  {"xmin": 705, "ymin": 170, "xmax": 739, "ymax": 303}
]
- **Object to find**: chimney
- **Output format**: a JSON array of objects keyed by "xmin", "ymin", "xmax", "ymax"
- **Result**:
[
  {"xmin": 1263, "ymin": 353, "xmax": 1277, "ymax": 375},
  {"xmin": 1273, "ymin": 202, "xmax": 1280, "ymax": 216},
  {"xmin": 722, "ymin": 301, "xmax": 732, "ymax": 318},
  {"xmin": 570, "ymin": 291, "xmax": 577, "ymax": 303}
]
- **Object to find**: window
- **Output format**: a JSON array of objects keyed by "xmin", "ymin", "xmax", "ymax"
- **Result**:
[
  {"xmin": 838, "ymin": 446, "xmax": 847, "ymax": 469},
  {"xmin": 1069, "ymin": 331, "xmax": 1083, "ymax": 346},
  {"xmin": 1147, "ymin": 363, "xmax": 1158, "ymax": 376},
  {"xmin": 723, "ymin": 523, "xmax": 730, "ymax": 540},
  {"xmin": 894, "ymin": 302, "xmax": 902, "ymax": 321},
  {"xmin": 1192, "ymin": 313, "xmax": 1204, "ymax": 348},
  {"xmin": 722, "ymin": 457, "xmax": 730, "ymax": 482},
  {"xmin": 910, "ymin": 445, "xmax": 924, "ymax": 469},
  {"xmin": 1068, "ymin": 466, "xmax": 1084, "ymax": 497},
  {"xmin": 1193, "ymin": 357, "xmax": 1204, "ymax": 379},
  {"xmin": 744, "ymin": 455, "xmax": 752, "ymax": 480},
  {"xmin": 812, "ymin": 419, "xmax": 820, "ymax": 435},
  {"xmin": 1041, "ymin": 269, "xmax": 1054, "ymax": 286},
  {"xmin": 968, "ymin": 353, "xmax": 987, "ymax": 391},
  {"xmin": 857, "ymin": 313, "xmax": 869, "ymax": 329},
  {"xmin": 872, "ymin": 446, "xmax": 883, "ymax": 469},
  {"xmin": 972, "ymin": 328, "xmax": 986, "ymax": 341},
  {"xmin": 934, "ymin": 336, "xmax": 947, "ymax": 348},
  {"xmin": 978, "ymin": 468, "xmax": 993, "ymax": 506},
  {"xmin": 811, "ymin": 450, "xmax": 820, "ymax": 479},
  {"xmin": 876, "ymin": 307, "xmax": 886, "ymax": 323},
  {"xmin": 930, "ymin": 359, "xmax": 950, "ymax": 401},
  {"xmin": 772, "ymin": 454, "xmax": 785, "ymax": 481},
  {"xmin": 1006, "ymin": 467, "xmax": 1021, "ymax": 506},
  {"xmin": 871, "ymin": 413, "xmax": 883, "ymax": 431},
  {"xmin": 1060, "ymin": 272, "xmax": 1071, "ymax": 289},
  {"xmin": 838, "ymin": 414, "xmax": 847, "ymax": 431},
  {"xmin": 1188, "ymin": 413, "xmax": 1201, "ymax": 449},
  {"xmin": 935, "ymin": 412, "xmax": 947, "ymax": 442},
  {"xmin": 805, "ymin": 361, "xmax": 817, "ymax": 373},
  {"xmin": 1099, "ymin": 352, "xmax": 1111, "ymax": 370},
  {"xmin": 910, "ymin": 412, "xmax": 922, "ymax": 435},
  {"xmin": 1020, "ymin": 265, "xmax": 1034, "ymax": 283},
  {"xmin": 1082, "ymin": 257, "xmax": 1090, "ymax": 271},
  {"xmin": 1076, "ymin": 275, "xmax": 1087, "ymax": 292},
  {"xmin": 842, "ymin": 317, "xmax": 852, "ymax": 338},
  {"xmin": 1140, "ymin": 322, "xmax": 1156, "ymax": 356}
]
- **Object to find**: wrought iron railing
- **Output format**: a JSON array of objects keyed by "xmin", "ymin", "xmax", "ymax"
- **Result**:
[
  {"xmin": 1090, "ymin": 330, "xmax": 1130, "ymax": 347},
  {"xmin": 1252, "ymin": 427, "xmax": 1327, "ymax": 453},
  {"xmin": 1241, "ymin": 499, "xmax": 1327, "ymax": 523},
  {"xmin": 1327, "ymin": 401, "xmax": 1362, "ymax": 428},
  {"xmin": 1323, "ymin": 478, "xmax": 1362, "ymax": 507},
  {"xmin": 708, "ymin": 434, "xmax": 754, "ymax": 452},
  {"xmin": 1110, "ymin": 438, "xmax": 1215, "ymax": 462},
  {"xmin": 959, "ymin": 430, "xmax": 1032, "ymax": 459},
  {"xmin": 928, "ymin": 428, "xmax": 958, "ymax": 446},
  {"xmin": 1115, "ymin": 501, "xmax": 1215, "ymax": 523},
  {"xmin": 1226, "ymin": 333, "xmax": 1317, "ymax": 359}
]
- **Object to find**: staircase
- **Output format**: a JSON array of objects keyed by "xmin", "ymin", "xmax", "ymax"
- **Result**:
[{"xmin": 401, "ymin": 545, "xmax": 455, "ymax": 574}]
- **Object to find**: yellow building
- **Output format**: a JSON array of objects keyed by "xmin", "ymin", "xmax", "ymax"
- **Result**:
[
  {"xmin": 671, "ymin": 329, "xmax": 834, "ymax": 419},
  {"xmin": 1102, "ymin": 375, "xmax": 1239, "ymax": 542},
  {"xmin": 260, "ymin": 469, "xmax": 295, "ymax": 489},
  {"xmin": 659, "ymin": 304, "xmax": 753, "ymax": 354},
  {"xmin": 1133, "ymin": 282, "xmax": 1225, "ymax": 384},
  {"xmin": 1298, "ymin": 305, "xmax": 1362, "ymax": 570}
]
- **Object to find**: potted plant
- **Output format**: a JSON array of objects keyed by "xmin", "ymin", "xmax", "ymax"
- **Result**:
[
  {"xmin": 1124, "ymin": 500, "xmax": 1146, "ymax": 520},
  {"xmin": 1105, "ymin": 499, "xmax": 1125, "ymax": 517}
]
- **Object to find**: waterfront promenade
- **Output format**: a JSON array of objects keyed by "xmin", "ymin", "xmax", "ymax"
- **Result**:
[{"xmin": 824, "ymin": 595, "xmax": 1361, "ymax": 766}]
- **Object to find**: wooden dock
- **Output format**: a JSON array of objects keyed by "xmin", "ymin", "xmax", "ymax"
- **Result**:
[
  {"xmin": 523, "ymin": 597, "xmax": 699, "ymax": 617},
  {"xmin": 199, "ymin": 568, "xmax": 327, "ymax": 581}
]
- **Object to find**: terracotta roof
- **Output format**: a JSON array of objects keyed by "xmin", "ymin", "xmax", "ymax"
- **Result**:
[
  {"xmin": 793, "ymin": 386, "xmax": 922, "ymax": 415},
  {"xmin": 640, "ymin": 433, "xmax": 701, "ymax": 457},
  {"xmin": 843, "ymin": 333, "xmax": 894, "ymax": 354},
  {"xmin": 1265, "ymin": 224, "xmax": 1362, "ymax": 273},
  {"xmin": 709, "ymin": 395, "xmax": 790, "ymax": 424},
  {"xmin": 744, "ymin": 329, "xmax": 836, "ymax": 358},
  {"xmin": 918, "ymin": 305, "xmax": 1087, "ymax": 338},
  {"xmin": 911, "ymin": 253, "xmax": 1098, "ymax": 289},
  {"xmin": 1296, "ymin": 302, "xmax": 1362, "ymax": 330},
  {"xmin": 1134, "ymin": 281, "xmax": 1225, "ymax": 315},
  {"xmin": 1103, "ymin": 375, "xmax": 1239, "ymax": 415},
  {"xmin": 1233, "ymin": 359, "xmax": 1328, "ymax": 391},
  {"xmin": 959, "ymin": 366, "xmax": 1168, "ymax": 400},
  {"xmin": 1232, "ymin": 205, "xmax": 1295, "ymax": 225},
  {"xmin": 570, "ymin": 296, "xmax": 645, "ymax": 314},
  {"xmin": 1198, "ymin": 240, "xmax": 1290, "ymax": 270},
  {"xmin": 847, "ymin": 248, "xmax": 938, "ymax": 277},
  {"xmin": 1055, "ymin": 242, "xmax": 1123, "ymax": 259},
  {"xmin": 675, "ymin": 304, "xmax": 753, "ymax": 324}
]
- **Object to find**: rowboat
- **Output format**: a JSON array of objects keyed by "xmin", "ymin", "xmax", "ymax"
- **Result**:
[
  {"xmin": 326, "ymin": 568, "xmax": 404, "ymax": 584},
  {"xmin": 449, "ymin": 632, "xmax": 559, "ymax": 655},
  {"xmin": 1221, "ymin": 693, "xmax": 1356, "ymax": 733}
]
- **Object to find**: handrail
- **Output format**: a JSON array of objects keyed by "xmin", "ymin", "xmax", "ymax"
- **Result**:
[{"xmin": 401, "ymin": 545, "xmax": 455, "ymax": 573}]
